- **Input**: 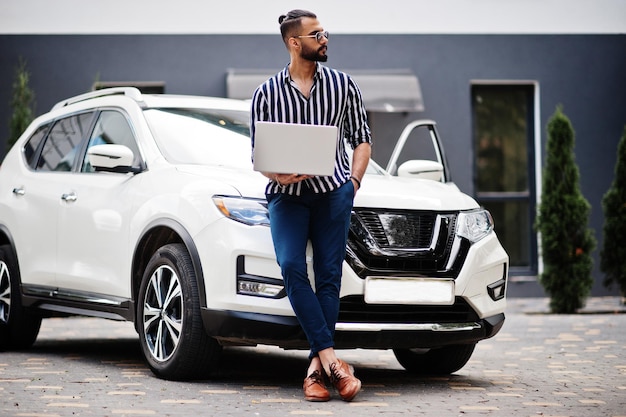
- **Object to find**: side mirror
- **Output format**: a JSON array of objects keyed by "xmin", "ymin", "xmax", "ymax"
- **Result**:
[
  {"xmin": 87, "ymin": 144, "xmax": 137, "ymax": 173},
  {"xmin": 397, "ymin": 160, "xmax": 444, "ymax": 181}
]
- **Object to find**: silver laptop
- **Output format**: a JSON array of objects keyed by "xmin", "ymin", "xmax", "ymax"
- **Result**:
[{"xmin": 253, "ymin": 121, "xmax": 338, "ymax": 176}]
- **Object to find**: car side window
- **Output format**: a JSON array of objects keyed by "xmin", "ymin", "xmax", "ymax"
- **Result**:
[
  {"xmin": 23, "ymin": 123, "xmax": 51, "ymax": 169},
  {"xmin": 82, "ymin": 110, "xmax": 141, "ymax": 173},
  {"xmin": 36, "ymin": 112, "xmax": 94, "ymax": 172}
]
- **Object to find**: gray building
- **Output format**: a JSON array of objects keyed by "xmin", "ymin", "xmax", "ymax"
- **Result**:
[{"xmin": 1, "ymin": 2, "xmax": 625, "ymax": 296}]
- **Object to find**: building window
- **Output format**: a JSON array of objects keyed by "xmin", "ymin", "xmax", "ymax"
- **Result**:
[{"xmin": 471, "ymin": 83, "xmax": 538, "ymax": 274}]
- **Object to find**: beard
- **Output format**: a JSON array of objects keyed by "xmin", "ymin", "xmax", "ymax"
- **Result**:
[{"xmin": 301, "ymin": 44, "xmax": 328, "ymax": 62}]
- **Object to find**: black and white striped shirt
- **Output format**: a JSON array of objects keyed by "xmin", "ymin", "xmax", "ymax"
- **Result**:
[{"xmin": 250, "ymin": 63, "xmax": 372, "ymax": 196}]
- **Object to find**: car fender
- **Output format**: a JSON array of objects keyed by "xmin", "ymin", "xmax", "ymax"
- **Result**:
[{"xmin": 132, "ymin": 217, "xmax": 207, "ymax": 310}]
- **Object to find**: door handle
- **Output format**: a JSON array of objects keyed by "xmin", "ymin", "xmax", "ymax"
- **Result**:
[
  {"xmin": 61, "ymin": 192, "xmax": 77, "ymax": 202},
  {"xmin": 12, "ymin": 187, "xmax": 25, "ymax": 196}
]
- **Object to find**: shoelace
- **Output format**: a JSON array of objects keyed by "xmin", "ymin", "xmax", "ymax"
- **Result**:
[
  {"xmin": 329, "ymin": 362, "xmax": 344, "ymax": 383},
  {"xmin": 307, "ymin": 370, "xmax": 325, "ymax": 386}
]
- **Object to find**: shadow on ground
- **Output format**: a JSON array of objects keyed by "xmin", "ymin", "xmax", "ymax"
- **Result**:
[{"xmin": 29, "ymin": 337, "xmax": 486, "ymax": 390}]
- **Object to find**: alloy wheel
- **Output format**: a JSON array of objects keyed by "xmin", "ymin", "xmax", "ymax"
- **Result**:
[
  {"xmin": 0, "ymin": 261, "xmax": 11, "ymax": 324},
  {"xmin": 142, "ymin": 265, "xmax": 184, "ymax": 362}
]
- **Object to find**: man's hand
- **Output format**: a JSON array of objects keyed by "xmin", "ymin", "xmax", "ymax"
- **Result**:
[{"xmin": 270, "ymin": 173, "xmax": 312, "ymax": 186}]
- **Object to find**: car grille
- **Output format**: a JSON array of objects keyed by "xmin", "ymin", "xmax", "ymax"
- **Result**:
[
  {"xmin": 347, "ymin": 208, "xmax": 469, "ymax": 278},
  {"xmin": 338, "ymin": 295, "xmax": 479, "ymax": 323}
]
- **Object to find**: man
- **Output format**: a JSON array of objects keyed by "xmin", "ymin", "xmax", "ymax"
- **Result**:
[{"xmin": 250, "ymin": 9, "xmax": 372, "ymax": 402}]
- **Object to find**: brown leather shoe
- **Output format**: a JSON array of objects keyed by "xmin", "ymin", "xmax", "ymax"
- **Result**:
[
  {"xmin": 303, "ymin": 370, "xmax": 330, "ymax": 402},
  {"xmin": 329, "ymin": 359, "xmax": 361, "ymax": 401}
]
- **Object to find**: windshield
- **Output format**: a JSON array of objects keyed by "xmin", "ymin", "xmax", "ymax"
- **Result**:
[
  {"xmin": 143, "ymin": 107, "xmax": 384, "ymax": 175},
  {"xmin": 144, "ymin": 108, "xmax": 252, "ymax": 168}
]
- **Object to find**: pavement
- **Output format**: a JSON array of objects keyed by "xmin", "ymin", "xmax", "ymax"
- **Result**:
[
  {"xmin": 506, "ymin": 295, "xmax": 626, "ymax": 315},
  {"xmin": 1, "ymin": 297, "xmax": 625, "ymax": 417}
]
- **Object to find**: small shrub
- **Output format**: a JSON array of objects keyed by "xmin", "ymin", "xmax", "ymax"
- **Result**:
[
  {"xmin": 600, "ymin": 126, "xmax": 626, "ymax": 296},
  {"xmin": 535, "ymin": 106, "xmax": 595, "ymax": 313},
  {"xmin": 7, "ymin": 58, "xmax": 35, "ymax": 152}
]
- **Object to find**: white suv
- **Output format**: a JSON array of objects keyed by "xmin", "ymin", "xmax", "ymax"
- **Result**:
[{"xmin": 0, "ymin": 88, "xmax": 508, "ymax": 380}]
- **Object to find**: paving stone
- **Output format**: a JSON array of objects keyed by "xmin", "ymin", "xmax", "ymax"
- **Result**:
[{"xmin": 0, "ymin": 297, "xmax": 624, "ymax": 416}]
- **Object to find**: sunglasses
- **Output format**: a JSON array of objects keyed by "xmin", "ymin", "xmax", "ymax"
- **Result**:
[{"xmin": 296, "ymin": 31, "xmax": 329, "ymax": 43}]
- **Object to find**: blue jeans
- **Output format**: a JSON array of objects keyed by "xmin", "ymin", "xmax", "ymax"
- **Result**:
[{"xmin": 267, "ymin": 181, "xmax": 354, "ymax": 358}]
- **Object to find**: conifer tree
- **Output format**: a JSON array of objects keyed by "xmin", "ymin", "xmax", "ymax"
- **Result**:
[
  {"xmin": 535, "ymin": 106, "xmax": 595, "ymax": 313},
  {"xmin": 600, "ymin": 126, "xmax": 626, "ymax": 297},
  {"xmin": 8, "ymin": 58, "xmax": 35, "ymax": 152}
]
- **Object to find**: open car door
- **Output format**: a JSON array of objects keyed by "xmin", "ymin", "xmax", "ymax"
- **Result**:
[{"xmin": 385, "ymin": 120, "xmax": 451, "ymax": 183}]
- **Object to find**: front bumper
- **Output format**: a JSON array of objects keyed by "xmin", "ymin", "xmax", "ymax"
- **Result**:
[{"xmin": 201, "ymin": 298, "xmax": 505, "ymax": 350}]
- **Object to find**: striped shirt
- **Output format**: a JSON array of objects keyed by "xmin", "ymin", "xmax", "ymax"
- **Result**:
[{"xmin": 250, "ymin": 63, "xmax": 372, "ymax": 196}]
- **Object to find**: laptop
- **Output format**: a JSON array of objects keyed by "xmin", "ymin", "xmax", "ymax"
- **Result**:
[{"xmin": 253, "ymin": 121, "xmax": 338, "ymax": 176}]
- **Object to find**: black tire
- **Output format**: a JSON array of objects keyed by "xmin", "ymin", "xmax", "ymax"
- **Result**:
[
  {"xmin": 0, "ymin": 244, "xmax": 42, "ymax": 351},
  {"xmin": 137, "ymin": 243, "xmax": 221, "ymax": 380},
  {"xmin": 393, "ymin": 343, "xmax": 476, "ymax": 375}
]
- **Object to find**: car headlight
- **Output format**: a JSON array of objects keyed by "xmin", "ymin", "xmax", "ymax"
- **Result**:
[
  {"xmin": 213, "ymin": 196, "xmax": 270, "ymax": 226},
  {"xmin": 456, "ymin": 209, "xmax": 494, "ymax": 243}
]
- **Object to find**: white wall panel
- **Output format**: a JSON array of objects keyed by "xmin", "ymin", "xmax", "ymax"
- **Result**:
[{"xmin": 1, "ymin": 0, "xmax": 625, "ymax": 34}]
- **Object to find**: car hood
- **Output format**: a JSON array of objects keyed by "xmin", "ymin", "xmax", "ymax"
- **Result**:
[
  {"xmin": 356, "ymin": 174, "xmax": 479, "ymax": 211},
  {"xmin": 176, "ymin": 165, "xmax": 478, "ymax": 211},
  {"xmin": 176, "ymin": 164, "xmax": 268, "ymax": 198}
]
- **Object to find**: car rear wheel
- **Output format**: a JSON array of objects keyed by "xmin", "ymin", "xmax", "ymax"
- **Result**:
[
  {"xmin": 137, "ymin": 243, "xmax": 221, "ymax": 380},
  {"xmin": 0, "ymin": 244, "xmax": 42, "ymax": 350},
  {"xmin": 393, "ymin": 343, "xmax": 476, "ymax": 375}
]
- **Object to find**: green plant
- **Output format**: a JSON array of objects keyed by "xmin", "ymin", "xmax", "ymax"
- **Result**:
[
  {"xmin": 535, "ymin": 106, "xmax": 596, "ymax": 313},
  {"xmin": 600, "ymin": 126, "xmax": 626, "ymax": 296},
  {"xmin": 7, "ymin": 58, "xmax": 35, "ymax": 152}
]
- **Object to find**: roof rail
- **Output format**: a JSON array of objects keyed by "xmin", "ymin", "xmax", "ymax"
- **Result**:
[{"xmin": 51, "ymin": 87, "xmax": 144, "ymax": 110}]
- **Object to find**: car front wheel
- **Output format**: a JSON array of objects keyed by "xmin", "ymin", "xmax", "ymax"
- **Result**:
[
  {"xmin": 393, "ymin": 343, "xmax": 476, "ymax": 375},
  {"xmin": 0, "ymin": 244, "xmax": 41, "ymax": 350},
  {"xmin": 137, "ymin": 243, "xmax": 221, "ymax": 380}
]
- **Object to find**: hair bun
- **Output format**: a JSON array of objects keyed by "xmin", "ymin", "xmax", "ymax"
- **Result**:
[{"xmin": 278, "ymin": 14, "xmax": 287, "ymax": 24}]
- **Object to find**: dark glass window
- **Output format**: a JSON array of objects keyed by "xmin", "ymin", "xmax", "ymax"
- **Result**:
[
  {"xmin": 474, "ymin": 88, "xmax": 529, "ymax": 193},
  {"xmin": 22, "ymin": 123, "xmax": 51, "ymax": 169},
  {"xmin": 472, "ymin": 84, "xmax": 536, "ymax": 272},
  {"xmin": 36, "ymin": 112, "xmax": 94, "ymax": 172},
  {"xmin": 82, "ymin": 111, "xmax": 140, "ymax": 172}
]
